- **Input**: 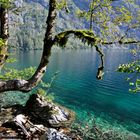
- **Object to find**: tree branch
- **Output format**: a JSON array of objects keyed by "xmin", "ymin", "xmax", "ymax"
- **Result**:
[
  {"xmin": 102, "ymin": 40, "xmax": 140, "ymax": 45},
  {"xmin": 0, "ymin": 0, "xmax": 139, "ymax": 92},
  {"xmin": 0, "ymin": 0, "xmax": 57, "ymax": 92},
  {"xmin": 54, "ymin": 29, "xmax": 104, "ymax": 79}
]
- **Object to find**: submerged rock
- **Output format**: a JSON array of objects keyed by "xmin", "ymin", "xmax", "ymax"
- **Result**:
[{"xmin": 25, "ymin": 94, "xmax": 75, "ymax": 127}]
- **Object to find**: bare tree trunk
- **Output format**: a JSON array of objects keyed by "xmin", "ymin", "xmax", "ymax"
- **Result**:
[{"xmin": 0, "ymin": 6, "xmax": 9, "ymax": 69}]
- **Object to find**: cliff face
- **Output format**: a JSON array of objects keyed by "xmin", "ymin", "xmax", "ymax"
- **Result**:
[
  {"xmin": 9, "ymin": 0, "xmax": 87, "ymax": 50},
  {"xmin": 9, "ymin": 0, "xmax": 140, "ymax": 50}
]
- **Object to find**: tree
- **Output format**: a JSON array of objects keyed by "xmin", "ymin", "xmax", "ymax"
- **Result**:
[
  {"xmin": 0, "ymin": 0, "xmax": 22, "ymax": 68},
  {"xmin": 77, "ymin": 0, "xmax": 140, "ymax": 44},
  {"xmin": 76, "ymin": 0, "xmax": 140, "ymax": 92},
  {"xmin": 0, "ymin": 0, "xmax": 9, "ymax": 69},
  {"xmin": 0, "ymin": 0, "xmax": 139, "ymax": 93},
  {"xmin": 0, "ymin": 0, "xmax": 105, "ymax": 93}
]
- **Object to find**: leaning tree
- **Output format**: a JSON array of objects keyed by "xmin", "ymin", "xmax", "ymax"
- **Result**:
[{"xmin": 0, "ymin": 0, "xmax": 140, "ymax": 93}]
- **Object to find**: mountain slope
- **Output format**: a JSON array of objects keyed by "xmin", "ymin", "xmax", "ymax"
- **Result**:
[
  {"xmin": 9, "ymin": 0, "xmax": 87, "ymax": 50},
  {"xmin": 9, "ymin": 0, "xmax": 140, "ymax": 50}
]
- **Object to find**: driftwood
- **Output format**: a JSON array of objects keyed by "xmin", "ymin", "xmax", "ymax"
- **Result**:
[
  {"xmin": 13, "ymin": 114, "xmax": 48, "ymax": 138},
  {"xmin": 14, "ymin": 114, "xmax": 30, "ymax": 137}
]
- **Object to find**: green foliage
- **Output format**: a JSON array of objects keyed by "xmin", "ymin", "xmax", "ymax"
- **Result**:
[
  {"xmin": 40, "ymin": 71, "xmax": 59, "ymax": 92},
  {"xmin": 130, "ymin": 49, "xmax": 137, "ymax": 56},
  {"xmin": 76, "ymin": 0, "xmax": 138, "ymax": 42},
  {"xmin": 6, "ymin": 58, "xmax": 17, "ymax": 63},
  {"xmin": 0, "ymin": 0, "xmax": 12, "ymax": 8},
  {"xmin": 35, "ymin": 71, "xmax": 59, "ymax": 102},
  {"xmin": 56, "ymin": 0, "xmax": 70, "ymax": 14},
  {"xmin": 54, "ymin": 30, "xmax": 98, "ymax": 48},
  {"xmin": 0, "ymin": 38, "xmax": 4, "ymax": 48},
  {"xmin": 117, "ymin": 60, "xmax": 140, "ymax": 74},
  {"xmin": 0, "ymin": 66, "xmax": 36, "ymax": 80},
  {"xmin": 117, "ymin": 60, "xmax": 140, "ymax": 93},
  {"xmin": 56, "ymin": 0, "xmax": 66, "ymax": 9},
  {"xmin": 113, "ymin": 6, "xmax": 132, "ymax": 24},
  {"xmin": 37, "ymin": 88, "xmax": 55, "ymax": 102},
  {"xmin": 76, "ymin": 0, "xmax": 112, "ymax": 30},
  {"xmin": 128, "ymin": 79, "xmax": 140, "ymax": 93}
]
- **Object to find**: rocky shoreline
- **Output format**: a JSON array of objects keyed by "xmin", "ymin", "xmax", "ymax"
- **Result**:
[{"xmin": 0, "ymin": 94, "xmax": 77, "ymax": 139}]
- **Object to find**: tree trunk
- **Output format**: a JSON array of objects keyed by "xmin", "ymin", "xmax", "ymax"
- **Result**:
[
  {"xmin": 0, "ymin": 0, "xmax": 57, "ymax": 92},
  {"xmin": 27, "ymin": 0, "xmax": 57, "ymax": 89},
  {"xmin": 0, "ymin": 0, "xmax": 138, "ymax": 93},
  {"xmin": 0, "ymin": 6, "xmax": 8, "ymax": 69}
]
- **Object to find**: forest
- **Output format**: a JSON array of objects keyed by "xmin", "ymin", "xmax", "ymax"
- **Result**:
[{"xmin": 0, "ymin": 0, "xmax": 140, "ymax": 139}]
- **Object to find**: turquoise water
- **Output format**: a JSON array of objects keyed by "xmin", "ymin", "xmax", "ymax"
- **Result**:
[{"xmin": 2, "ymin": 49, "xmax": 140, "ymax": 137}]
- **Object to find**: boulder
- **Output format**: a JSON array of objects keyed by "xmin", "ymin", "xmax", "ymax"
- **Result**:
[
  {"xmin": 0, "ymin": 94, "xmax": 75, "ymax": 139},
  {"xmin": 25, "ymin": 94, "xmax": 75, "ymax": 127},
  {"xmin": 40, "ymin": 128, "xmax": 72, "ymax": 140}
]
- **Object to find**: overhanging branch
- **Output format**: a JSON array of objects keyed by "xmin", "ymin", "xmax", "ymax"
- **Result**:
[
  {"xmin": 54, "ymin": 29, "xmax": 105, "ymax": 79},
  {"xmin": 1, "ymin": 0, "xmax": 140, "ymax": 92},
  {"xmin": 102, "ymin": 40, "xmax": 140, "ymax": 45}
]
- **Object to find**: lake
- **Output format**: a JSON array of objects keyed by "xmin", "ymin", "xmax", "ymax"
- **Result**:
[{"xmin": 2, "ymin": 49, "xmax": 140, "ymax": 136}]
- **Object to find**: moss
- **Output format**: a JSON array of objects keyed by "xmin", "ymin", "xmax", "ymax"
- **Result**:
[
  {"xmin": 54, "ymin": 30, "xmax": 104, "ymax": 80},
  {"xmin": 54, "ymin": 29, "xmax": 97, "ymax": 48},
  {"xmin": 0, "ymin": 38, "xmax": 5, "ymax": 48}
]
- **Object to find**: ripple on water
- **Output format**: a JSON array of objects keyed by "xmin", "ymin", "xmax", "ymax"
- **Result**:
[{"xmin": 2, "ymin": 49, "xmax": 140, "ymax": 137}]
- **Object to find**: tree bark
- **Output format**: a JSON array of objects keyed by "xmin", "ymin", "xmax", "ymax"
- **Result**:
[
  {"xmin": 27, "ymin": 0, "xmax": 57, "ymax": 90},
  {"xmin": 0, "ymin": 0, "xmax": 57, "ymax": 92},
  {"xmin": 0, "ymin": 6, "xmax": 8, "ymax": 69}
]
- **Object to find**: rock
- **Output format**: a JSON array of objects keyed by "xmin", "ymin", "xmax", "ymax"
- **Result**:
[
  {"xmin": 0, "ymin": 108, "xmax": 13, "ymax": 126},
  {"xmin": 0, "ymin": 94, "xmax": 75, "ymax": 139},
  {"xmin": 0, "ymin": 127, "xmax": 18, "ymax": 138},
  {"xmin": 25, "ymin": 94, "xmax": 75, "ymax": 127},
  {"xmin": 40, "ymin": 128, "xmax": 72, "ymax": 140}
]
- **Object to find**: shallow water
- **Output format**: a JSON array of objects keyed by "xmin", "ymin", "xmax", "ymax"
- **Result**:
[{"xmin": 2, "ymin": 49, "xmax": 140, "ymax": 136}]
